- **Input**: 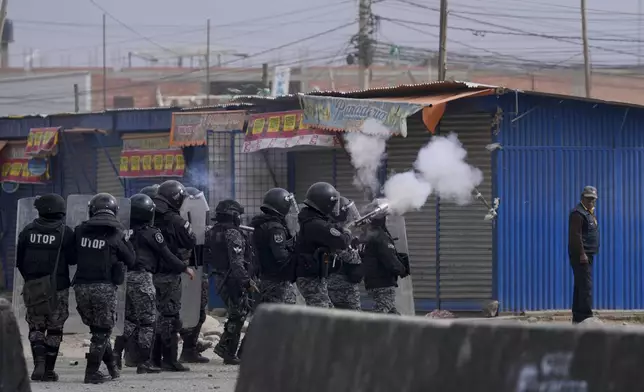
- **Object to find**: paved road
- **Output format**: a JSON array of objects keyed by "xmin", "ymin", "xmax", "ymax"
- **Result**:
[{"xmin": 29, "ymin": 356, "xmax": 239, "ymax": 392}]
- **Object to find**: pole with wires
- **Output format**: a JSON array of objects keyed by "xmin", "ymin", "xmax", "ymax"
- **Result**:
[
  {"xmin": 580, "ymin": 0, "xmax": 591, "ymax": 98},
  {"xmin": 358, "ymin": 0, "xmax": 371, "ymax": 89},
  {"xmin": 206, "ymin": 18, "xmax": 211, "ymax": 106},
  {"xmin": 102, "ymin": 13, "xmax": 107, "ymax": 110},
  {"xmin": 437, "ymin": 0, "xmax": 448, "ymax": 81},
  {"xmin": 0, "ymin": 0, "xmax": 8, "ymax": 68}
]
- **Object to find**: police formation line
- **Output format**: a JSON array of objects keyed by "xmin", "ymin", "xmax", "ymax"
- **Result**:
[{"xmin": 14, "ymin": 180, "xmax": 411, "ymax": 384}]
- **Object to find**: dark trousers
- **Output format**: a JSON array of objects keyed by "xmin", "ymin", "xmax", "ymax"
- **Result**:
[{"xmin": 570, "ymin": 257, "xmax": 594, "ymax": 324}]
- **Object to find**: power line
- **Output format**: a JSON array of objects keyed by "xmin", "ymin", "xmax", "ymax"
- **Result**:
[{"xmin": 0, "ymin": 22, "xmax": 358, "ymax": 104}]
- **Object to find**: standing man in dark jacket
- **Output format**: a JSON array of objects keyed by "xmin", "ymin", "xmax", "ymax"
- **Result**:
[
  {"xmin": 359, "ymin": 202, "xmax": 407, "ymax": 314},
  {"xmin": 295, "ymin": 182, "xmax": 352, "ymax": 308},
  {"xmin": 205, "ymin": 199, "xmax": 254, "ymax": 365},
  {"xmin": 72, "ymin": 193, "xmax": 136, "ymax": 384},
  {"xmin": 16, "ymin": 194, "xmax": 76, "ymax": 382},
  {"xmin": 250, "ymin": 188, "xmax": 298, "ymax": 304},
  {"xmin": 568, "ymin": 186, "xmax": 599, "ymax": 324},
  {"xmin": 151, "ymin": 180, "xmax": 196, "ymax": 372},
  {"xmin": 113, "ymin": 193, "xmax": 195, "ymax": 374}
]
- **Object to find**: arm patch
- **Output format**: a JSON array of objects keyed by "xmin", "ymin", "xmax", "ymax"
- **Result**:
[
  {"xmin": 329, "ymin": 228, "xmax": 341, "ymax": 237},
  {"xmin": 154, "ymin": 232, "xmax": 164, "ymax": 244}
]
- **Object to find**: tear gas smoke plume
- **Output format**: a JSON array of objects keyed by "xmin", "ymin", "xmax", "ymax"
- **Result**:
[
  {"xmin": 343, "ymin": 118, "xmax": 391, "ymax": 198},
  {"xmin": 384, "ymin": 132, "xmax": 483, "ymax": 215}
]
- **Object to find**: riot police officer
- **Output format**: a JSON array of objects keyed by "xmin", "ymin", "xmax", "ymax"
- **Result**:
[
  {"xmin": 250, "ymin": 188, "xmax": 298, "ymax": 304},
  {"xmin": 140, "ymin": 184, "xmax": 159, "ymax": 199},
  {"xmin": 72, "ymin": 193, "xmax": 136, "ymax": 384},
  {"xmin": 16, "ymin": 194, "xmax": 76, "ymax": 382},
  {"xmin": 359, "ymin": 202, "xmax": 408, "ymax": 314},
  {"xmin": 113, "ymin": 194, "xmax": 195, "ymax": 374},
  {"xmin": 205, "ymin": 200, "xmax": 254, "ymax": 365},
  {"xmin": 295, "ymin": 182, "xmax": 352, "ymax": 308},
  {"xmin": 151, "ymin": 180, "xmax": 196, "ymax": 372},
  {"xmin": 122, "ymin": 185, "xmax": 160, "ymax": 367},
  {"xmin": 327, "ymin": 197, "xmax": 363, "ymax": 311}
]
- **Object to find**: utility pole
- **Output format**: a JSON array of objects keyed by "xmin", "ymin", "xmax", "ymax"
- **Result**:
[
  {"xmin": 0, "ymin": 0, "xmax": 8, "ymax": 68},
  {"xmin": 102, "ymin": 13, "xmax": 107, "ymax": 110},
  {"xmin": 639, "ymin": 0, "xmax": 642, "ymax": 66},
  {"xmin": 358, "ymin": 0, "xmax": 372, "ymax": 90},
  {"xmin": 205, "ymin": 19, "xmax": 211, "ymax": 105},
  {"xmin": 581, "ymin": 0, "xmax": 591, "ymax": 97},
  {"xmin": 74, "ymin": 84, "xmax": 80, "ymax": 113},
  {"xmin": 261, "ymin": 63, "xmax": 269, "ymax": 95},
  {"xmin": 437, "ymin": 0, "xmax": 448, "ymax": 81}
]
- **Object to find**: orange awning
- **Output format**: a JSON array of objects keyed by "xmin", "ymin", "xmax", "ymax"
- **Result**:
[{"xmin": 370, "ymin": 88, "xmax": 496, "ymax": 133}]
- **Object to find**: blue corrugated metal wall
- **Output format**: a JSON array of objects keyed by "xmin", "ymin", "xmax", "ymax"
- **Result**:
[{"xmin": 494, "ymin": 93, "xmax": 644, "ymax": 311}]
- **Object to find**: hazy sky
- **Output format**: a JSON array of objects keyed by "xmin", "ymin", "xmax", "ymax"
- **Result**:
[{"xmin": 6, "ymin": 0, "xmax": 644, "ymax": 69}]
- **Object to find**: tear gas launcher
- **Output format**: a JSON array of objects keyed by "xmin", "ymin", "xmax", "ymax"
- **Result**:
[{"xmin": 345, "ymin": 201, "xmax": 390, "ymax": 229}]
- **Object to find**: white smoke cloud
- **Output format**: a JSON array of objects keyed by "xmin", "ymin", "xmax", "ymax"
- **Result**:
[
  {"xmin": 383, "ymin": 171, "xmax": 432, "ymax": 215},
  {"xmin": 414, "ymin": 132, "xmax": 483, "ymax": 205},
  {"xmin": 382, "ymin": 132, "xmax": 483, "ymax": 214},
  {"xmin": 343, "ymin": 118, "xmax": 391, "ymax": 196}
]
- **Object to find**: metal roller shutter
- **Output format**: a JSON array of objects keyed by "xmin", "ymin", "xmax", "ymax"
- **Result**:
[
  {"xmin": 437, "ymin": 113, "xmax": 494, "ymax": 308},
  {"xmin": 292, "ymin": 148, "xmax": 335, "ymax": 204},
  {"xmin": 234, "ymin": 133, "xmax": 289, "ymax": 223},
  {"xmin": 61, "ymin": 134, "xmax": 96, "ymax": 197},
  {"xmin": 96, "ymin": 146, "xmax": 124, "ymax": 197},
  {"xmin": 385, "ymin": 113, "xmax": 437, "ymax": 308},
  {"xmin": 334, "ymin": 151, "xmax": 371, "ymax": 209}
]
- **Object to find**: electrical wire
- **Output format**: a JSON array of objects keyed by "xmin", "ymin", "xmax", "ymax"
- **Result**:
[{"xmin": 0, "ymin": 22, "xmax": 358, "ymax": 105}]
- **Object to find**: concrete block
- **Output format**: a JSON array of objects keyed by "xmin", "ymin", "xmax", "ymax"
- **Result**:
[{"xmin": 236, "ymin": 304, "xmax": 644, "ymax": 392}]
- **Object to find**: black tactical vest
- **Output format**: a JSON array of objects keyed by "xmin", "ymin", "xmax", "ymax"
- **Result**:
[
  {"xmin": 207, "ymin": 223, "xmax": 238, "ymax": 272},
  {"xmin": 574, "ymin": 204, "xmax": 599, "ymax": 255},
  {"xmin": 22, "ymin": 224, "xmax": 64, "ymax": 278},
  {"xmin": 74, "ymin": 229, "xmax": 115, "ymax": 284}
]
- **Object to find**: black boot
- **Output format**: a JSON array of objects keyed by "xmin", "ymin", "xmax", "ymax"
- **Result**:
[
  {"xmin": 151, "ymin": 334, "xmax": 163, "ymax": 368},
  {"xmin": 102, "ymin": 342, "xmax": 120, "ymax": 380},
  {"xmin": 83, "ymin": 353, "xmax": 109, "ymax": 384},
  {"xmin": 161, "ymin": 335, "xmax": 190, "ymax": 372},
  {"xmin": 42, "ymin": 345, "xmax": 60, "ymax": 382},
  {"xmin": 237, "ymin": 337, "xmax": 246, "ymax": 360},
  {"xmin": 124, "ymin": 336, "xmax": 139, "ymax": 367},
  {"xmin": 179, "ymin": 330, "xmax": 209, "ymax": 364},
  {"xmin": 113, "ymin": 336, "xmax": 126, "ymax": 370},
  {"xmin": 136, "ymin": 343, "xmax": 161, "ymax": 374},
  {"xmin": 214, "ymin": 331, "xmax": 241, "ymax": 366},
  {"xmin": 30, "ymin": 343, "xmax": 46, "ymax": 381}
]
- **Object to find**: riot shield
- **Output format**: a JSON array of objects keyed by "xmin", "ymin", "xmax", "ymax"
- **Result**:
[
  {"xmin": 386, "ymin": 214, "xmax": 416, "ymax": 316},
  {"xmin": 179, "ymin": 191, "xmax": 208, "ymax": 329},
  {"xmin": 66, "ymin": 195, "xmax": 131, "ymax": 335},
  {"xmin": 11, "ymin": 197, "xmax": 40, "ymax": 332}
]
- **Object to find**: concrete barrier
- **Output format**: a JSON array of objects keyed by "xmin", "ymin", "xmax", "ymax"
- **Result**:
[
  {"xmin": 236, "ymin": 304, "xmax": 644, "ymax": 392},
  {"xmin": 0, "ymin": 298, "xmax": 31, "ymax": 392}
]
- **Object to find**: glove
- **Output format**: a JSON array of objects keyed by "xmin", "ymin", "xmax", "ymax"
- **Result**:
[
  {"xmin": 178, "ymin": 248, "xmax": 192, "ymax": 261},
  {"xmin": 248, "ymin": 279, "xmax": 259, "ymax": 293},
  {"xmin": 350, "ymin": 236, "xmax": 360, "ymax": 249},
  {"xmin": 342, "ymin": 227, "xmax": 353, "ymax": 236},
  {"xmin": 122, "ymin": 229, "xmax": 132, "ymax": 242}
]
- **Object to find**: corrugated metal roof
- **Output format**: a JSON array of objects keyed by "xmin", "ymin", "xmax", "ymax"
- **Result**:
[{"xmin": 307, "ymin": 80, "xmax": 499, "ymax": 98}]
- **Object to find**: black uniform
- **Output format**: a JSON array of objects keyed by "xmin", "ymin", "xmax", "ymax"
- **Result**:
[
  {"xmin": 295, "ymin": 182, "xmax": 351, "ymax": 308},
  {"xmin": 73, "ymin": 193, "xmax": 136, "ymax": 384},
  {"xmin": 568, "ymin": 186, "xmax": 600, "ymax": 324},
  {"xmin": 151, "ymin": 180, "xmax": 195, "ymax": 372},
  {"xmin": 16, "ymin": 193, "xmax": 76, "ymax": 382},
  {"xmin": 206, "ymin": 200, "xmax": 252, "ymax": 365},
  {"xmin": 251, "ymin": 187, "xmax": 298, "ymax": 305},
  {"xmin": 114, "ymin": 193, "xmax": 188, "ymax": 374}
]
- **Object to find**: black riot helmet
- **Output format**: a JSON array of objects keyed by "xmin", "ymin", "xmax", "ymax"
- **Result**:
[
  {"xmin": 34, "ymin": 193, "xmax": 66, "ymax": 219},
  {"xmin": 88, "ymin": 193, "xmax": 119, "ymax": 218},
  {"xmin": 214, "ymin": 199, "xmax": 244, "ymax": 226},
  {"xmin": 130, "ymin": 193, "xmax": 156, "ymax": 224},
  {"xmin": 157, "ymin": 180, "xmax": 187, "ymax": 209},
  {"xmin": 140, "ymin": 184, "xmax": 159, "ymax": 198},
  {"xmin": 304, "ymin": 182, "xmax": 340, "ymax": 217},
  {"xmin": 261, "ymin": 188, "xmax": 294, "ymax": 217}
]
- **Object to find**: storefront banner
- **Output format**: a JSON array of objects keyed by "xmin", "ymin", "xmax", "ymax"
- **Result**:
[
  {"xmin": 300, "ymin": 96, "xmax": 423, "ymax": 137},
  {"xmin": 0, "ymin": 157, "xmax": 50, "ymax": 184},
  {"xmin": 122, "ymin": 134, "xmax": 172, "ymax": 151},
  {"xmin": 119, "ymin": 149, "xmax": 185, "ymax": 178},
  {"xmin": 170, "ymin": 110, "xmax": 246, "ymax": 147},
  {"xmin": 242, "ymin": 110, "xmax": 341, "ymax": 152},
  {"xmin": 25, "ymin": 127, "xmax": 60, "ymax": 157}
]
